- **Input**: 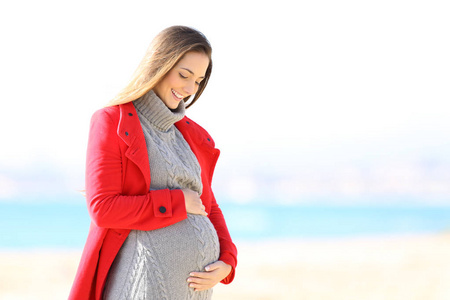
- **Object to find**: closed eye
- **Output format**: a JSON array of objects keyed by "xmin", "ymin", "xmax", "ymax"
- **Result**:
[{"xmin": 180, "ymin": 72, "xmax": 201, "ymax": 85}]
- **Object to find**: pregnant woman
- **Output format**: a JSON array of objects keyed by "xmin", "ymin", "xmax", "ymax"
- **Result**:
[{"xmin": 69, "ymin": 26, "xmax": 237, "ymax": 300}]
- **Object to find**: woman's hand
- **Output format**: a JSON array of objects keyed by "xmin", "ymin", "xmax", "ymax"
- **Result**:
[
  {"xmin": 182, "ymin": 189, "xmax": 207, "ymax": 216},
  {"xmin": 187, "ymin": 261, "xmax": 232, "ymax": 291}
]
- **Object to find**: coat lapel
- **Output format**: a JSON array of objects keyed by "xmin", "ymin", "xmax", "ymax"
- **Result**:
[
  {"xmin": 175, "ymin": 117, "xmax": 221, "ymax": 184},
  {"xmin": 117, "ymin": 102, "xmax": 151, "ymax": 191}
]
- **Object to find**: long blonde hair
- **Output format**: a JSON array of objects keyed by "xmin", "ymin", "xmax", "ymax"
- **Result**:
[{"xmin": 108, "ymin": 26, "xmax": 212, "ymax": 108}]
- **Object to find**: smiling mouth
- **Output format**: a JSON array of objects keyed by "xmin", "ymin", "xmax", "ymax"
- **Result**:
[{"xmin": 172, "ymin": 89, "xmax": 184, "ymax": 100}]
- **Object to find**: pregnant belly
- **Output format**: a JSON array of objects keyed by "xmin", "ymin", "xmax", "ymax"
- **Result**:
[
  {"xmin": 103, "ymin": 215, "xmax": 220, "ymax": 299},
  {"xmin": 137, "ymin": 214, "xmax": 221, "ymax": 271}
]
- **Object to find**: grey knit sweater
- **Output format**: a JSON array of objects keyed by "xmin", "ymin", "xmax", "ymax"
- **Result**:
[{"xmin": 103, "ymin": 91, "xmax": 220, "ymax": 300}]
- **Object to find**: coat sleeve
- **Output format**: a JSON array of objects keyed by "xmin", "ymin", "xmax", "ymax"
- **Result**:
[
  {"xmin": 183, "ymin": 117, "xmax": 238, "ymax": 284},
  {"xmin": 208, "ymin": 189, "xmax": 238, "ymax": 284},
  {"xmin": 85, "ymin": 108, "xmax": 187, "ymax": 230}
]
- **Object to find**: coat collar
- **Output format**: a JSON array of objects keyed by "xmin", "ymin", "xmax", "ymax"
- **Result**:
[{"xmin": 115, "ymin": 102, "xmax": 219, "ymax": 191}]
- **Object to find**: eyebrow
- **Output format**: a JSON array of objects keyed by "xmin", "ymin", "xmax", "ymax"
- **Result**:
[{"xmin": 181, "ymin": 67, "xmax": 205, "ymax": 79}]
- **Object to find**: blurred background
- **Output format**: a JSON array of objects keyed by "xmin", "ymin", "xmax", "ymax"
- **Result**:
[{"xmin": 0, "ymin": 0, "xmax": 449, "ymax": 299}]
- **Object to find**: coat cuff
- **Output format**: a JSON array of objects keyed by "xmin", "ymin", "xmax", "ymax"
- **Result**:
[
  {"xmin": 219, "ymin": 252, "xmax": 237, "ymax": 284},
  {"xmin": 151, "ymin": 189, "xmax": 185, "ymax": 218}
]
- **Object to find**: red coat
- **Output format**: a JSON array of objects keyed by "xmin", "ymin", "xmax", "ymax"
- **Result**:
[{"xmin": 69, "ymin": 102, "xmax": 237, "ymax": 300}]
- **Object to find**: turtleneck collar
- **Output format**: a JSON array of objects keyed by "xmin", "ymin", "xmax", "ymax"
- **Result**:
[{"xmin": 133, "ymin": 90, "xmax": 186, "ymax": 132}]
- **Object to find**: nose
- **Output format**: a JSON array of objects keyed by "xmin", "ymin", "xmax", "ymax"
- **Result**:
[{"xmin": 183, "ymin": 80, "xmax": 197, "ymax": 95}]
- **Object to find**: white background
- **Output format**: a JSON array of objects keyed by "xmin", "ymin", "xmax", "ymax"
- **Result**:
[{"xmin": 0, "ymin": 0, "xmax": 449, "ymax": 204}]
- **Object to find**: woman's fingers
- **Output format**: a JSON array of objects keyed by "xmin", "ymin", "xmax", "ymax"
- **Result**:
[
  {"xmin": 188, "ymin": 271, "xmax": 210, "ymax": 279},
  {"xmin": 187, "ymin": 276, "xmax": 209, "ymax": 285},
  {"xmin": 187, "ymin": 261, "xmax": 232, "ymax": 291},
  {"xmin": 182, "ymin": 189, "xmax": 208, "ymax": 216},
  {"xmin": 187, "ymin": 275, "xmax": 213, "ymax": 291}
]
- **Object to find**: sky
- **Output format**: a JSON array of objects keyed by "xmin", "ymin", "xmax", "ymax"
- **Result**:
[{"xmin": 0, "ymin": 0, "xmax": 449, "ymax": 203}]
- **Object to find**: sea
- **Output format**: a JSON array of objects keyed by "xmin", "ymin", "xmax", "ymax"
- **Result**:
[{"xmin": 1, "ymin": 195, "xmax": 450, "ymax": 249}]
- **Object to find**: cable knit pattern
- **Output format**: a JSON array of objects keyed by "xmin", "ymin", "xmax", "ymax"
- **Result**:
[
  {"xmin": 103, "ymin": 91, "xmax": 220, "ymax": 300},
  {"xmin": 133, "ymin": 90, "xmax": 203, "ymax": 194}
]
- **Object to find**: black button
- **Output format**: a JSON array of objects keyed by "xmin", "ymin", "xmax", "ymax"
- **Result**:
[
  {"xmin": 186, "ymin": 121, "xmax": 190, "ymax": 124},
  {"xmin": 128, "ymin": 113, "xmax": 133, "ymax": 116},
  {"xmin": 207, "ymin": 138, "xmax": 211, "ymax": 142},
  {"xmin": 125, "ymin": 132, "xmax": 129, "ymax": 136},
  {"xmin": 159, "ymin": 206, "xmax": 167, "ymax": 213}
]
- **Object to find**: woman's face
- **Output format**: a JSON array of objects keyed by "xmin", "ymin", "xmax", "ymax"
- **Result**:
[{"xmin": 154, "ymin": 51, "xmax": 210, "ymax": 110}]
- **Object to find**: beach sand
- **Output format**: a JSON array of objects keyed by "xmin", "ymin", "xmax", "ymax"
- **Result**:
[{"xmin": 1, "ymin": 233, "xmax": 449, "ymax": 300}]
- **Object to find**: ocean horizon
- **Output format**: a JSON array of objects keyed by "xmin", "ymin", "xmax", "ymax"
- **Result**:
[{"xmin": 1, "ymin": 196, "xmax": 450, "ymax": 249}]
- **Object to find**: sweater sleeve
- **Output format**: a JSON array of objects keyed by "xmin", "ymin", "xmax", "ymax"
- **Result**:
[{"xmin": 86, "ymin": 108, "xmax": 188, "ymax": 231}]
